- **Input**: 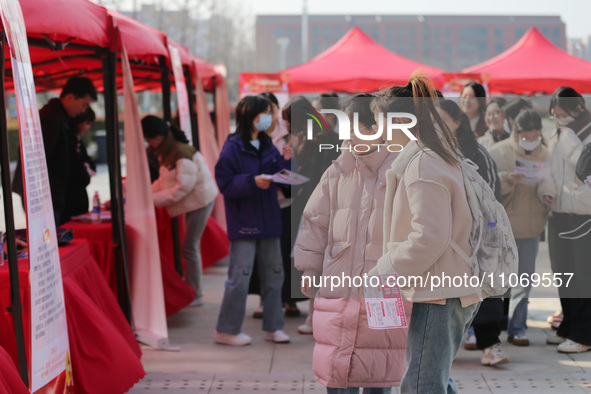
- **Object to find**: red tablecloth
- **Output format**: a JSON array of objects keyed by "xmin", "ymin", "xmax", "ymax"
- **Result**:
[
  {"xmin": 0, "ymin": 347, "xmax": 28, "ymax": 394},
  {"xmin": 0, "ymin": 240, "xmax": 145, "ymax": 394},
  {"xmin": 154, "ymin": 207, "xmax": 230, "ymax": 271},
  {"xmin": 63, "ymin": 209, "xmax": 229, "ymax": 315}
]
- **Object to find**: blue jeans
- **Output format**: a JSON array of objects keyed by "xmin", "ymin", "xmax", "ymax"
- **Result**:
[
  {"xmin": 216, "ymin": 238, "xmax": 285, "ymax": 334},
  {"xmin": 507, "ymin": 236, "xmax": 540, "ymax": 337},
  {"xmin": 184, "ymin": 202, "xmax": 214, "ymax": 298},
  {"xmin": 401, "ymin": 299, "xmax": 480, "ymax": 394},
  {"xmin": 327, "ymin": 388, "xmax": 391, "ymax": 394}
]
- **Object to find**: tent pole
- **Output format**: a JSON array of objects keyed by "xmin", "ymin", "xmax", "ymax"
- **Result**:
[
  {"xmin": 211, "ymin": 75, "xmax": 218, "ymax": 131},
  {"xmin": 0, "ymin": 29, "xmax": 29, "ymax": 389},
  {"xmin": 184, "ymin": 65, "xmax": 199, "ymax": 151},
  {"xmin": 160, "ymin": 58, "xmax": 183, "ymax": 277},
  {"xmin": 102, "ymin": 45, "xmax": 133, "ymax": 325}
]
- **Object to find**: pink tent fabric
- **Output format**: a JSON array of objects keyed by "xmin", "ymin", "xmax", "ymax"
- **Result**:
[
  {"xmin": 463, "ymin": 27, "xmax": 591, "ymax": 94},
  {"xmin": 282, "ymin": 27, "xmax": 443, "ymax": 93}
]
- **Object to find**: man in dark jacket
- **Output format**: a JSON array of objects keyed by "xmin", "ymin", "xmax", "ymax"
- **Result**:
[{"xmin": 12, "ymin": 76, "xmax": 97, "ymax": 225}]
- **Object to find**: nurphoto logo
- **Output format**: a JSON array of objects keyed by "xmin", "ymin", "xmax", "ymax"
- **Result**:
[{"xmin": 304, "ymin": 107, "xmax": 418, "ymax": 153}]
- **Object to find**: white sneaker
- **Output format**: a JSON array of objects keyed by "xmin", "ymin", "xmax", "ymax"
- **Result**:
[
  {"xmin": 557, "ymin": 339, "xmax": 591, "ymax": 353},
  {"xmin": 546, "ymin": 335, "xmax": 566, "ymax": 345},
  {"xmin": 481, "ymin": 343, "xmax": 509, "ymax": 366},
  {"xmin": 188, "ymin": 297, "xmax": 203, "ymax": 307},
  {"xmin": 297, "ymin": 324, "xmax": 313, "ymax": 335},
  {"xmin": 264, "ymin": 330, "xmax": 290, "ymax": 343},
  {"xmin": 213, "ymin": 330, "xmax": 252, "ymax": 346}
]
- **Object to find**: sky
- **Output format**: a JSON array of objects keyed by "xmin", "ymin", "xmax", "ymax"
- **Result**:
[{"xmin": 231, "ymin": 0, "xmax": 591, "ymax": 38}]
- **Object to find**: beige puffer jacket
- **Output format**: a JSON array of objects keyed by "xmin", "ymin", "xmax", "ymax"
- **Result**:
[
  {"xmin": 369, "ymin": 140, "xmax": 479, "ymax": 304},
  {"xmin": 488, "ymin": 135, "xmax": 554, "ymax": 239},
  {"xmin": 152, "ymin": 152, "xmax": 218, "ymax": 217},
  {"xmin": 294, "ymin": 147, "xmax": 408, "ymax": 389}
]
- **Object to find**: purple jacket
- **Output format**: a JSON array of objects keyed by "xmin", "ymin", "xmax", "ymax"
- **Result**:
[{"xmin": 215, "ymin": 134, "xmax": 290, "ymax": 240}]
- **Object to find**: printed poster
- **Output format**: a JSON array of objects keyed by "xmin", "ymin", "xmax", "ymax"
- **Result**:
[{"xmin": 0, "ymin": 0, "xmax": 71, "ymax": 391}]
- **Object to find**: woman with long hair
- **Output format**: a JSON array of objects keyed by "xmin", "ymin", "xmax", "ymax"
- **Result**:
[
  {"xmin": 369, "ymin": 73, "xmax": 481, "ymax": 392},
  {"xmin": 214, "ymin": 95, "xmax": 291, "ymax": 346},
  {"xmin": 460, "ymin": 81, "xmax": 487, "ymax": 138},
  {"xmin": 142, "ymin": 115, "xmax": 218, "ymax": 306}
]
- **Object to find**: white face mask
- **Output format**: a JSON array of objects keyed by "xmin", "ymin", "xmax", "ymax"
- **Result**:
[
  {"xmin": 557, "ymin": 115, "xmax": 575, "ymax": 127},
  {"xmin": 519, "ymin": 139, "xmax": 541, "ymax": 151}
]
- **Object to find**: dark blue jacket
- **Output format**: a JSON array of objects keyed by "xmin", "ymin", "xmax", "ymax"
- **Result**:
[{"xmin": 215, "ymin": 134, "xmax": 290, "ymax": 240}]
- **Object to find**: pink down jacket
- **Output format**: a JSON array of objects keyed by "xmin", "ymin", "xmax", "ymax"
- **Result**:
[{"xmin": 294, "ymin": 147, "xmax": 408, "ymax": 389}]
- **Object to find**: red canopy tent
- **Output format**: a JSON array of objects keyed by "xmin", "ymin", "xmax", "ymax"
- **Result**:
[
  {"xmin": 282, "ymin": 27, "xmax": 443, "ymax": 93},
  {"xmin": 463, "ymin": 27, "xmax": 591, "ymax": 94},
  {"xmin": 3, "ymin": 0, "xmax": 113, "ymax": 91}
]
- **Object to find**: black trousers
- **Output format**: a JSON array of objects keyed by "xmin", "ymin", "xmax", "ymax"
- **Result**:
[
  {"xmin": 548, "ymin": 212, "xmax": 591, "ymax": 345},
  {"xmin": 472, "ymin": 297, "xmax": 504, "ymax": 350}
]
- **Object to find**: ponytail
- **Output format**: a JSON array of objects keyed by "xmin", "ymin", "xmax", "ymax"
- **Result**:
[
  {"xmin": 408, "ymin": 72, "xmax": 460, "ymax": 165},
  {"xmin": 169, "ymin": 123, "xmax": 190, "ymax": 144}
]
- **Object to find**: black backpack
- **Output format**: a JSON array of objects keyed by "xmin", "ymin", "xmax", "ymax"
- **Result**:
[{"xmin": 576, "ymin": 143, "xmax": 591, "ymax": 183}]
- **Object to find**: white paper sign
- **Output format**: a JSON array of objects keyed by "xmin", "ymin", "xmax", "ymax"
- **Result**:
[
  {"xmin": 168, "ymin": 44, "xmax": 192, "ymax": 144},
  {"xmin": 0, "ymin": 1, "xmax": 71, "ymax": 391},
  {"xmin": 364, "ymin": 274, "xmax": 407, "ymax": 329},
  {"xmin": 264, "ymin": 169, "xmax": 309, "ymax": 185},
  {"xmin": 515, "ymin": 159, "xmax": 549, "ymax": 184}
]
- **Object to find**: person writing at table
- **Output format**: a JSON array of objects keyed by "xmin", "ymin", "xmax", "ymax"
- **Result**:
[
  {"xmin": 142, "ymin": 115, "xmax": 218, "ymax": 307},
  {"xmin": 12, "ymin": 76, "xmax": 98, "ymax": 225}
]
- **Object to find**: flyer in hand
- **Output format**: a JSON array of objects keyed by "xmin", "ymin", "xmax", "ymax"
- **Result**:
[{"xmin": 364, "ymin": 274, "xmax": 408, "ymax": 330}]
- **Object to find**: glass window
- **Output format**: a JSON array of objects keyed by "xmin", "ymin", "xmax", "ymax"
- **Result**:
[
  {"xmin": 423, "ymin": 26, "xmax": 430, "ymax": 39},
  {"xmin": 397, "ymin": 41, "xmax": 405, "ymax": 53},
  {"xmin": 433, "ymin": 41, "xmax": 441, "ymax": 53},
  {"xmin": 445, "ymin": 42, "xmax": 452, "ymax": 52},
  {"xmin": 458, "ymin": 41, "xmax": 488, "ymax": 54},
  {"xmin": 434, "ymin": 27, "xmax": 441, "ymax": 39},
  {"xmin": 553, "ymin": 27, "xmax": 561, "ymax": 39},
  {"xmin": 409, "ymin": 27, "xmax": 416, "ymax": 38},
  {"xmin": 313, "ymin": 26, "xmax": 320, "ymax": 38},
  {"xmin": 324, "ymin": 26, "xmax": 331, "ymax": 38},
  {"xmin": 517, "ymin": 27, "xmax": 525, "ymax": 38},
  {"xmin": 387, "ymin": 26, "xmax": 394, "ymax": 38},
  {"xmin": 542, "ymin": 27, "xmax": 550, "ymax": 38},
  {"xmin": 275, "ymin": 27, "xmax": 283, "ymax": 38},
  {"xmin": 287, "ymin": 27, "xmax": 295, "ymax": 39},
  {"xmin": 398, "ymin": 26, "xmax": 405, "ymax": 39},
  {"xmin": 495, "ymin": 41, "xmax": 503, "ymax": 54},
  {"xmin": 445, "ymin": 27, "xmax": 451, "ymax": 38},
  {"xmin": 408, "ymin": 41, "xmax": 416, "ymax": 53},
  {"xmin": 423, "ymin": 42, "xmax": 430, "ymax": 54},
  {"xmin": 495, "ymin": 27, "xmax": 502, "ymax": 39},
  {"xmin": 368, "ymin": 26, "xmax": 378, "ymax": 40},
  {"xmin": 459, "ymin": 27, "xmax": 488, "ymax": 39}
]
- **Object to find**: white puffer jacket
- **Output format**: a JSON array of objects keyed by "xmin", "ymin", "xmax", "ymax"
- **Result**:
[
  {"xmin": 547, "ymin": 126, "xmax": 591, "ymax": 215},
  {"xmin": 152, "ymin": 152, "xmax": 218, "ymax": 217}
]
